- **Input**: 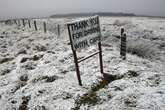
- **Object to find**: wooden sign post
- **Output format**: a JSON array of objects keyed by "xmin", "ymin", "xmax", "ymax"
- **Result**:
[{"xmin": 67, "ymin": 16, "xmax": 104, "ymax": 86}]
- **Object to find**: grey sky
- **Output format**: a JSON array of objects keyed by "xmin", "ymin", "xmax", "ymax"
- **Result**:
[{"xmin": 0, "ymin": 0, "xmax": 165, "ymax": 19}]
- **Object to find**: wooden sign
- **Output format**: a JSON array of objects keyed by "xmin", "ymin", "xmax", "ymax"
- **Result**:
[
  {"xmin": 67, "ymin": 16, "xmax": 104, "ymax": 86},
  {"xmin": 67, "ymin": 16, "xmax": 101, "ymax": 51}
]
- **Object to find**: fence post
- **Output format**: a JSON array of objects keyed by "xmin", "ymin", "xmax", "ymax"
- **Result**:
[
  {"xmin": 57, "ymin": 24, "xmax": 60, "ymax": 37},
  {"xmin": 14, "ymin": 20, "xmax": 17, "ymax": 25},
  {"xmin": 18, "ymin": 20, "xmax": 21, "ymax": 26},
  {"xmin": 22, "ymin": 19, "xmax": 25, "ymax": 27},
  {"xmin": 43, "ymin": 22, "xmax": 46, "ymax": 33},
  {"xmin": 34, "ymin": 20, "xmax": 37, "ymax": 31},
  {"xmin": 28, "ymin": 20, "xmax": 31, "ymax": 28},
  {"xmin": 120, "ymin": 28, "xmax": 127, "ymax": 60}
]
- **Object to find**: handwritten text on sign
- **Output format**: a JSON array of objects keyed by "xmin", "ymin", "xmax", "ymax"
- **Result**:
[{"xmin": 68, "ymin": 16, "xmax": 101, "ymax": 50}]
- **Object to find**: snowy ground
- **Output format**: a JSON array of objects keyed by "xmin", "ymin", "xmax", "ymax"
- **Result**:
[{"xmin": 0, "ymin": 16, "xmax": 165, "ymax": 110}]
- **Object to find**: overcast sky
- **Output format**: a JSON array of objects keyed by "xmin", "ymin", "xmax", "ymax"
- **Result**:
[{"xmin": 0, "ymin": 0, "xmax": 165, "ymax": 19}]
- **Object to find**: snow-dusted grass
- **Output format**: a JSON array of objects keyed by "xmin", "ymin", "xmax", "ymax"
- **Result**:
[
  {"xmin": 127, "ymin": 39, "xmax": 158, "ymax": 59},
  {"xmin": 74, "ymin": 78, "xmax": 109, "ymax": 110},
  {"xmin": 0, "ymin": 16, "xmax": 165, "ymax": 110}
]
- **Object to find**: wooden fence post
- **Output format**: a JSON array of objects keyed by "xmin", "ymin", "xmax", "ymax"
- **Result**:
[
  {"xmin": 28, "ymin": 20, "xmax": 31, "ymax": 28},
  {"xmin": 14, "ymin": 20, "xmax": 17, "ymax": 25},
  {"xmin": 34, "ymin": 20, "xmax": 37, "ymax": 31},
  {"xmin": 22, "ymin": 19, "xmax": 25, "ymax": 27},
  {"xmin": 57, "ymin": 24, "xmax": 60, "ymax": 37},
  {"xmin": 43, "ymin": 22, "xmax": 46, "ymax": 33},
  {"xmin": 18, "ymin": 20, "xmax": 21, "ymax": 26},
  {"xmin": 120, "ymin": 28, "xmax": 127, "ymax": 60}
]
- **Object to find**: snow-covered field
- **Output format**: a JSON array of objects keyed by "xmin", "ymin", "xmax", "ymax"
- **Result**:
[{"xmin": 0, "ymin": 16, "xmax": 165, "ymax": 110}]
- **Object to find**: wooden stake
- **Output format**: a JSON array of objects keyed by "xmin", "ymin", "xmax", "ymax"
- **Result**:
[
  {"xmin": 14, "ymin": 20, "xmax": 17, "ymax": 25},
  {"xmin": 34, "ymin": 20, "xmax": 37, "ymax": 31},
  {"xmin": 121, "ymin": 28, "xmax": 124, "ymax": 36},
  {"xmin": 43, "ymin": 22, "xmax": 47, "ymax": 33},
  {"xmin": 120, "ymin": 28, "xmax": 127, "ymax": 60},
  {"xmin": 22, "ymin": 19, "xmax": 25, "ymax": 27},
  {"xmin": 57, "ymin": 24, "xmax": 60, "ymax": 37},
  {"xmin": 28, "ymin": 20, "xmax": 31, "ymax": 28}
]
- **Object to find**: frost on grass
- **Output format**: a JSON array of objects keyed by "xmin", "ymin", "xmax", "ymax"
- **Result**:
[
  {"xmin": 127, "ymin": 39, "xmax": 158, "ymax": 60},
  {"xmin": 73, "ymin": 79, "xmax": 110, "ymax": 110},
  {"xmin": 73, "ymin": 74, "xmax": 123, "ymax": 110},
  {"xmin": 0, "ymin": 17, "xmax": 165, "ymax": 110},
  {"xmin": 0, "ymin": 57, "xmax": 14, "ymax": 64}
]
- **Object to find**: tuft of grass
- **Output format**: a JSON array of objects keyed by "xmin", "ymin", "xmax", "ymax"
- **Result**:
[
  {"xmin": 73, "ymin": 79, "xmax": 110, "ymax": 110},
  {"xmin": 32, "ymin": 75, "xmax": 59, "ymax": 83},
  {"xmin": 1, "ymin": 68, "xmax": 11, "ymax": 76},
  {"xmin": 113, "ymin": 20, "xmax": 132, "ymax": 27},
  {"xmin": 19, "ymin": 96, "xmax": 30, "ymax": 110},
  {"xmin": 127, "ymin": 39, "xmax": 157, "ymax": 59},
  {"xmin": 0, "ymin": 57, "xmax": 14, "ymax": 64},
  {"xmin": 73, "ymin": 74, "xmax": 123, "ymax": 109}
]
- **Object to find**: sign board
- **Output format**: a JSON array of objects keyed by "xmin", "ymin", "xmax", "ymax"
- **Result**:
[
  {"xmin": 67, "ymin": 16, "xmax": 104, "ymax": 86},
  {"xmin": 67, "ymin": 16, "xmax": 101, "ymax": 50}
]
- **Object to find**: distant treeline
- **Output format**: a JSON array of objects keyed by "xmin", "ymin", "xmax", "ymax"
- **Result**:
[{"xmin": 50, "ymin": 12, "xmax": 136, "ymax": 18}]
